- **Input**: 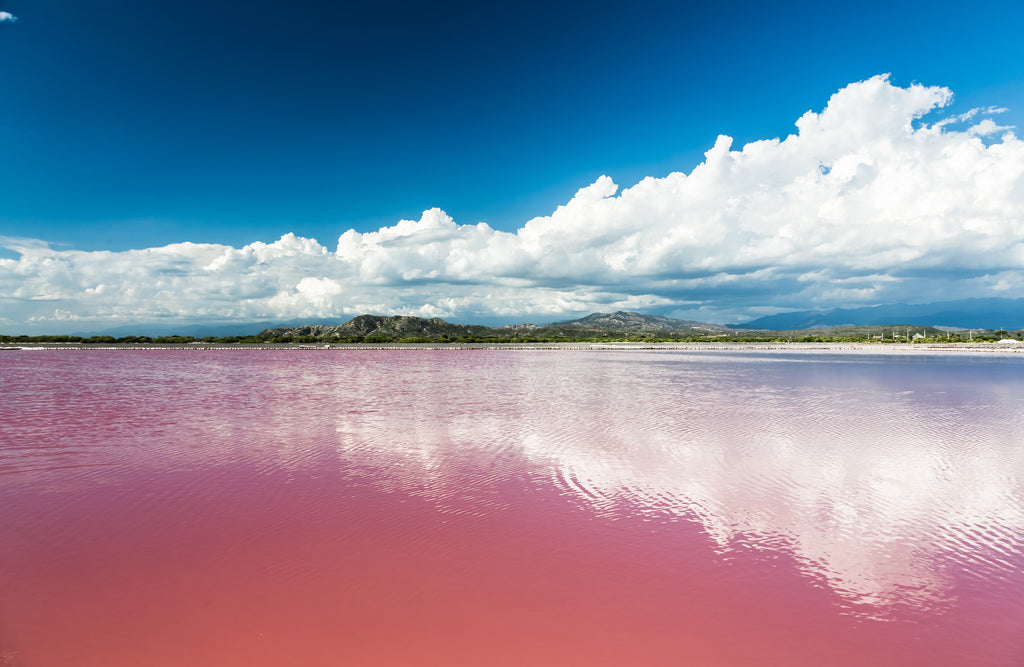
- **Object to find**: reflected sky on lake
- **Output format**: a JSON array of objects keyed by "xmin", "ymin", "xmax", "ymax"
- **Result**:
[
  {"xmin": 328, "ymin": 351, "xmax": 1024, "ymax": 617},
  {"xmin": 2, "ymin": 350, "xmax": 1024, "ymax": 655}
]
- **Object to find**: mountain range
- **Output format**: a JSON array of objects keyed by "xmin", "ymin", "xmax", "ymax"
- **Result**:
[
  {"xmin": 70, "ymin": 298, "xmax": 1023, "ymax": 337},
  {"xmin": 731, "ymin": 298, "xmax": 1024, "ymax": 331},
  {"xmin": 259, "ymin": 312, "xmax": 728, "ymax": 341}
]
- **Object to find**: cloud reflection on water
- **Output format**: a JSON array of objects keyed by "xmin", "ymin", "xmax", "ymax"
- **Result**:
[
  {"xmin": 329, "ymin": 351, "xmax": 1024, "ymax": 618},
  {"xmin": 5, "ymin": 349, "xmax": 1019, "ymax": 622}
]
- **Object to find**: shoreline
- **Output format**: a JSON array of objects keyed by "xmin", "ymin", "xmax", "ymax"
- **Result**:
[{"xmin": 4, "ymin": 341, "xmax": 1024, "ymax": 355}]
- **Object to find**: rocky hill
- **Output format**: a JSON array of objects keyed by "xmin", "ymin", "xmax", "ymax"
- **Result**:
[{"xmin": 260, "ymin": 314, "xmax": 492, "ymax": 340}]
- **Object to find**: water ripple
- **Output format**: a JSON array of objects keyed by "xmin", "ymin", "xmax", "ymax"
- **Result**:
[{"xmin": 2, "ymin": 349, "xmax": 1023, "ymax": 663}]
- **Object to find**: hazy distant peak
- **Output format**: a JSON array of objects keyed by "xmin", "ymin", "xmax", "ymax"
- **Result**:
[{"xmin": 733, "ymin": 298, "xmax": 1024, "ymax": 331}]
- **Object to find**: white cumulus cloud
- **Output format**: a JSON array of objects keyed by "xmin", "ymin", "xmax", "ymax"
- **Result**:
[
  {"xmin": 2, "ymin": 74, "xmax": 1024, "ymax": 332},
  {"xmin": 0, "ymin": 11, "xmax": 16, "ymax": 22}
]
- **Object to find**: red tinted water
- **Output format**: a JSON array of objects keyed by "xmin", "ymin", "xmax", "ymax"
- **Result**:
[{"xmin": 1, "ymin": 349, "xmax": 1023, "ymax": 666}]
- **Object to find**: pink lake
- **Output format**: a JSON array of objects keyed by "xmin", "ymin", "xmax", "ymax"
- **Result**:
[{"xmin": 1, "ymin": 348, "xmax": 1023, "ymax": 666}]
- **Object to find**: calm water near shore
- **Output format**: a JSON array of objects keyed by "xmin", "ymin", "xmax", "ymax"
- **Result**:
[{"xmin": 1, "ymin": 349, "xmax": 1023, "ymax": 666}]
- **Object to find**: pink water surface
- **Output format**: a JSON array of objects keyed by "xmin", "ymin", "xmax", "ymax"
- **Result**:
[{"xmin": 1, "ymin": 349, "xmax": 1023, "ymax": 666}]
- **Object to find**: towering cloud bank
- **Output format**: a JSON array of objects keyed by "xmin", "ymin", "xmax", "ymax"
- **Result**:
[{"xmin": 2, "ymin": 75, "xmax": 1022, "ymax": 331}]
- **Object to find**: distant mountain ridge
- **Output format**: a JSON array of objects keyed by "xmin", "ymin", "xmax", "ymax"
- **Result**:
[
  {"xmin": 732, "ymin": 298, "xmax": 1024, "ymax": 331},
  {"xmin": 549, "ymin": 311, "xmax": 729, "ymax": 332}
]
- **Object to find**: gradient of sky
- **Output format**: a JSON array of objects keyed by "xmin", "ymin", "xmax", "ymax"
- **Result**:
[{"xmin": 2, "ymin": 0, "xmax": 1024, "ymax": 331}]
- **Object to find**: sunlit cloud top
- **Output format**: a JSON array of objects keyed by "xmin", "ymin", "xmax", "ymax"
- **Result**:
[{"xmin": 2, "ymin": 76, "xmax": 1023, "ymax": 332}]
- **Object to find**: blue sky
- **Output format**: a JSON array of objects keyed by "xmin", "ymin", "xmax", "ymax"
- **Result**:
[{"xmin": 2, "ymin": 1, "xmax": 1024, "ymax": 331}]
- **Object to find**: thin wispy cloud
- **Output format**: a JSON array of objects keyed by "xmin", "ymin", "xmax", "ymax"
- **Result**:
[
  {"xmin": 2, "ymin": 75, "xmax": 1022, "ymax": 331},
  {"xmin": 0, "ymin": 11, "xmax": 17, "ymax": 22}
]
